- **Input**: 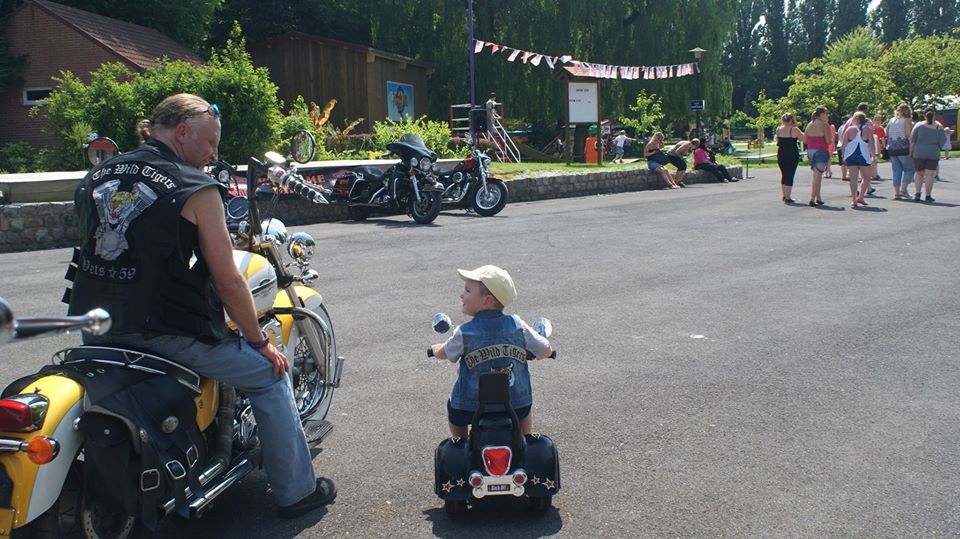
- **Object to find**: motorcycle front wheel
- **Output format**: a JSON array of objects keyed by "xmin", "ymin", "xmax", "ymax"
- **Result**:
[
  {"xmin": 469, "ymin": 181, "xmax": 508, "ymax": 216},
  {"xmin": 291, "ymin": 304, "xmax": 336, "ymax": 421},
  {"xmin": 409, "ymin": 191, "xmax": 441, "ymax": 224}
]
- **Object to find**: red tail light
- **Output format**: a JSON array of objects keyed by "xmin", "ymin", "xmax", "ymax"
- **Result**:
[
  {"xmin": 468, "ymin": 472, "xmax": 483, "ymax": 488},
  {"xmin": 0, "ymin": 394, "xmax": 48, "ymax": 432},
  {"xmin": 481, "ymin": 446, "xmax": 512, "ymax": 476}
]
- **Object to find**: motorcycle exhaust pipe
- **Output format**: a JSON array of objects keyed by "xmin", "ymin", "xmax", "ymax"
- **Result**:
[{"xmin": 189, "ymin": 458, "xmax": 253, "ymax": 517}]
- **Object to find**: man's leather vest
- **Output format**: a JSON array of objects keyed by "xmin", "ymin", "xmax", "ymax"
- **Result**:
[
  {"xmin": 64, "ymin": 140, "xmax": 228, "ymax": 342},
  {"xmin": 450, "ymin": 310, "xmax": 533, "ymax": 411}
]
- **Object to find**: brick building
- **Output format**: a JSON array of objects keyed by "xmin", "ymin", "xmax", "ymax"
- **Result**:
[{"xmin": 0, "ymin": 0, "xmax": 201, "ymax": 148}]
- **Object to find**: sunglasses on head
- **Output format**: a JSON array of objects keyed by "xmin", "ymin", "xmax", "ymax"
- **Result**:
[{"xmin": 190, "ymin": 103, "xmax": 220, "ymax": 120}]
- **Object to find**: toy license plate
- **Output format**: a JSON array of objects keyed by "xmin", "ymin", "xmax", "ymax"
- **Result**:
[{"xmin": 487, "ymin": 484, "xmax": 510, "ymax": 492}]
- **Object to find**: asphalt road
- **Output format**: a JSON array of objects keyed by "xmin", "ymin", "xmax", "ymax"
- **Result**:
[{"xmin": 1, "ymin": 161, "xmax": 959, "ymax": 537}]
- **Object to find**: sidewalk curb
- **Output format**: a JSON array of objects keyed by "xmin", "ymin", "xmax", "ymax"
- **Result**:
[{"xmin": 0, "ymin": 166, "xmax": 742, "ymax": 253}]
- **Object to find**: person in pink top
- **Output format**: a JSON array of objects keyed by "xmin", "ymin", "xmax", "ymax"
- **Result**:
[
  {"xmin": 693, "ymin": 140, "xmax": 735, "ymax": 183},
  {"xmin": 804, "ymin": 106, "xmax": 832, "ymax": 206}
]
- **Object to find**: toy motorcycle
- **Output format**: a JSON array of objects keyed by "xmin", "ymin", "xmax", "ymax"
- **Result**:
[{"xmin": 427, "ymin": 314, "xmax": 560, "ymax": 514}]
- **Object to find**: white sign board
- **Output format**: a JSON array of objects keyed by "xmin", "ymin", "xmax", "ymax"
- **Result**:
[{"xmin": 568, "ymin": 82, "xmax": 598, "ymax": 124}]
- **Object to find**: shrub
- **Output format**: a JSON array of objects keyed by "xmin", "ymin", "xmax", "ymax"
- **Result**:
[
  {"xmin": 0, "ymin": 141, "xmax": 39, "ymax": 173},
  {"xmin": 36, "ymin": 24, "xmax": 283, "ymax": 170},
  {"xmin": 372, "ymin": 116, "xmax": 462, "ymax": 158}
]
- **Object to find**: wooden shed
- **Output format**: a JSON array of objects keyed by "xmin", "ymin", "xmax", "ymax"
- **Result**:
[{"xmin": 249, "ymin": 32, "xmax": 432, "ymax": 132}]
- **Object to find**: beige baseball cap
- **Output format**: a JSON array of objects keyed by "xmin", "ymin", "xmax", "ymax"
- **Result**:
[{"xmin": 457, "ymin": 265, "xmax": 517, "ymax": 306}]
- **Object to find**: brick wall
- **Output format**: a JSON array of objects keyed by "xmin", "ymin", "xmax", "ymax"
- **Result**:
[
  {"xmin": 0, "ymin": 166, "xmax": 741, "ymax": 253},
  {"xmin": 0, "ymin": 3, "xmax": 135, "ymax": 148}
]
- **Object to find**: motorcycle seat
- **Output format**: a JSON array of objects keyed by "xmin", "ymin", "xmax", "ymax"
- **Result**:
[
  {"xmin": 60, "ymin": 346, "xmax": 202, "ymax": 394},
  {"xmin": 476, "ymin": 415, "xmax": 513, "ymax": 430}
]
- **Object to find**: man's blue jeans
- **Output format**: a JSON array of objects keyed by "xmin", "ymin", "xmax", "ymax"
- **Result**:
[
  {"xmin": 83, "ymin": 333, "xmax": 316, "ymax": 506},
  {"xmin": 890, "ymin": 154, "xmax": 915, "ymax": 189}
]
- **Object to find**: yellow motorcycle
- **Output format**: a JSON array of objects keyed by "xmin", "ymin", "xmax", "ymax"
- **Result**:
[{"xmin": 0, "ymin": 131, "xmax": 343, "ymax": 538}]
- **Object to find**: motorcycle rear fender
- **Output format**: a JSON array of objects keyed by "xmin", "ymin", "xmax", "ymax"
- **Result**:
[
  {"xmin": 273, "ymin": 285, "xmax": 323, "ymax": 346},
  {"xmin": 0, "ymin": 375, "xmax": 84, "ymax": 529},
  {"xmin": 434, "ymin": 437, "xmax": 471, "ymax": 500},
  {"xmin": 521, "ymin": 433, "xmax": 561, "ymax": 496}
]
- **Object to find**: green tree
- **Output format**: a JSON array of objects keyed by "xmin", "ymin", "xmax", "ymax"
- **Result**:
[
  {"xmin": 620, "ymin": 90, "xmax": 664, "ymax": 135},
  {"xmin": 207, "ymin": 0, "xmax": 370, "ymax": 50},
  {"xmin": 758, "ymin": 0, "xmax": 791, "ymax": 98},
  {"xmin": 870, "ymin": 0, "xmax": 911, "ymax": 44},
  {"xmin": 724, "ymin": 0, "xmax": 764, "ymax": 111},
  {"xmin": 780, "ymin": 57, "xmax": 897, "ymax": 120},
  {"xmin": 831, "ymin": 0, "xmax": 868, "ymax": 41},
  {"xmin": 823, "ymin": 27, "xmax": 883, "ymax": 65},
  {"xmin": 798, "ymin": 0, "xmax": 833, "ymax": 60},
  {"xmin": 880, "ymin": 34, "xmax": 960, "ymax": 109},
  {"xmin": 911, "ymin": 0, "xmax": 960, "ymax": 37}
]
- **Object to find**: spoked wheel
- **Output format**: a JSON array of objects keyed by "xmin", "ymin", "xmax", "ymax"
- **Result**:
[
  {"xmin": 347, "ymin": 206, "xmax": 371, "ymax": 221},
  {"xmin": 470, "ymin": 181, "xmax": 508, "ymax": 216},
  {"xmin": 528, "ymin": 495, "xmax": 552, "ymax": 512},
  {"xmin": 444, "ymin": 499, "xmax": 467, "ymax": 515},
  {"xmin": 409, "ymin": 191, "xmax": 441, "ymax": 224},
  {"xmin": 292, "ymin": 305, "xmax": 336, "ymax": 421}
]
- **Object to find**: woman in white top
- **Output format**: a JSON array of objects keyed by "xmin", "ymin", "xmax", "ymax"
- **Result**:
[
  {"xmin": 885, "ymin": 104, "xmax": 914, "ymax": 198},
  {"xmin": 841, "ymin": 112, "xmax": 875, "ymax": 208}
]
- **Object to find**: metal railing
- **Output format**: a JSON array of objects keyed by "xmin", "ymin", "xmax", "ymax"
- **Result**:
[{"xmin": 448, "ymin": 103, "xmax": 521, "ymax": 163}]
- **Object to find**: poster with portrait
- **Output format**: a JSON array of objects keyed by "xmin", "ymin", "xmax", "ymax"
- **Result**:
[{"xmin": 387, "ymin": 81, "xmax": 414, "ymax": 122}]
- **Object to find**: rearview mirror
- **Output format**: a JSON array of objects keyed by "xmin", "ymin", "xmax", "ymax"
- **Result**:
[
  {"xmin": 0, "ymin": 298, "xmax": 13, "ymax": 346},
  {"xmin": 431, "ymin": 313, "xmax": 452, "ymax": 334},
  {"xmin": 532, "ymin": 318, "xmax": 552, "ymax": 338},
  {"xmin": 85, "ymin": 137, "xmax": 119, "ymax": 166},
  {"xmin": 290, "ymin": 130, "xmax": 317, "ymax": 164}
]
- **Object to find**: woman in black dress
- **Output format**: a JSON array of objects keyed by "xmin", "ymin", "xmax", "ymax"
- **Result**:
[{"xmin": 776, "ymin": 113, "xmax": 805, "ymax": 203}]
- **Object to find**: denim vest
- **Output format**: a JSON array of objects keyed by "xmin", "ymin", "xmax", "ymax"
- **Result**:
[{"xmin": 449, "ymin": 310, "xmax": 532, "ymax": 411}]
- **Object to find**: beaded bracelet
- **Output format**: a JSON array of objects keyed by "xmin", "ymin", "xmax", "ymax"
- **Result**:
[{"xmin": 246, "ymin": 330, "xmax": 270, "ymax": 350}]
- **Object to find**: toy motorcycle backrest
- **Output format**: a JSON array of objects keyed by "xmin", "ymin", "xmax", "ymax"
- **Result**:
[{"xmin": 431, "ymin": 312, "xmax": 552, "ymax": 338}]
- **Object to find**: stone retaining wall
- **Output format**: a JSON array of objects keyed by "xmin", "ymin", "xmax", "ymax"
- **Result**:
[{"xmin": 0, "ymin": 166, "xmax": 741, "ymax": 253}]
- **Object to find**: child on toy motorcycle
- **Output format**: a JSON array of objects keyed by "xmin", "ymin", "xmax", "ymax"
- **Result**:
[{"xmin": 430, "ymin": 265, "xmax": 553, "ymax": 438}]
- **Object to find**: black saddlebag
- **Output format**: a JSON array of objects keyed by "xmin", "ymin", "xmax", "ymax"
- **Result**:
[{"xmin": 20, "ymin": 358, "xmax": 208, "ymax": 530}]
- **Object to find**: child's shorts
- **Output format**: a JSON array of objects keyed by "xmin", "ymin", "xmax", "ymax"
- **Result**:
[{"xmin": 448, "ymin": 400, "xmax": 531, "ymax": 427}]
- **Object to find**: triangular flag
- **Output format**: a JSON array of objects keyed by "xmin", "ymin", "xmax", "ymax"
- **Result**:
[
  {"xmin": 507, "ymin": 49, "xmax": 522, "ymax": 62},
  {"xmin": 490, "ymin": 44, "xmax": 501, "ymax": 54},
  {"xmin": 473, "ymin": 40, "xmax": 485, "ymax": 54},
  {"xmin": 545, "ymin": 56, "xmax": 557, "ymax": 69},
  {"xmin": 530, "ymin": 54, "xmax": 543, "ymax": 66},
  {"xmin": 521, "ymin": 51, "xmax": 534, "ymax": 63},
  {"xmin": 560, "ymin": 55, "xmax": 573, "ymax": 63}
]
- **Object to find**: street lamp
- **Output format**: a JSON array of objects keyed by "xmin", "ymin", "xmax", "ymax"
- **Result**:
[{"xmin": 688, "ymin": 47, "xmax": 706, "ymax": 140}]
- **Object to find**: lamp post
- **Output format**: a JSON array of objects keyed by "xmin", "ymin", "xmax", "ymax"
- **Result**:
[
  {"xmin": 468, "ymin": 0, "xmax": 477, "ymax": 147},
  {"xmin": 688, "ymin": 47, "xmax": 706, "ymax": 140}
]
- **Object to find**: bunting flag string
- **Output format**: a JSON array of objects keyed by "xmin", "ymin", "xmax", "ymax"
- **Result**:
[{"xmin": 472, "ymin": 39, "xmax": 700, "ymax": 80}]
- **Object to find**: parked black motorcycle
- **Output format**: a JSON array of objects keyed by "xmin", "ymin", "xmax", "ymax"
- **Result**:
[
  {"xmin": 433, "ymin": 148, "xmax": 508, "ymax": 217},
  {"xmin": 327, "ymin": 134, "xmax": 444, "ymax": 224}
]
